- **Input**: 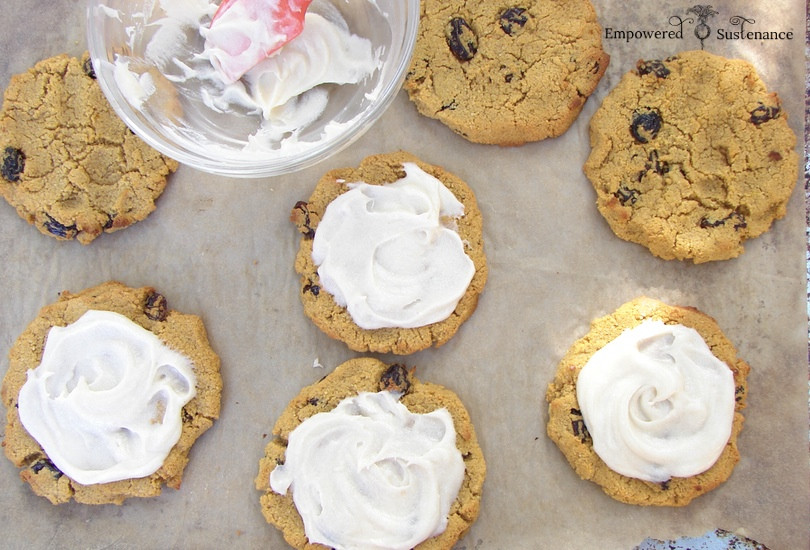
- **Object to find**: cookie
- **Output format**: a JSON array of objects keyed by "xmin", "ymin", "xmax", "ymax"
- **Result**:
[
  {"xmin": 0, "ymin": 53, "xmax": 178, "ymax": 244},
  {"xmin": 1, "ymin": 281, "xmax": 221, "ymax": 505},
  {"xmin": 546, "ymin": 297, "xmax": 749, "ymax": 506},
  {"xmin": 585, "ymin": 50, "xmax": 799, "ymax": 263},
  {"xmin": 404, "ymin": 0, "xmax": 609, "ymax": 145},
  {"xmin": 256, "ymin": 357, "xmax": 486, "ymax": 549},
  {"xmin": 290, "ymin": 151, "xmax": 487, "ymax": 355}
]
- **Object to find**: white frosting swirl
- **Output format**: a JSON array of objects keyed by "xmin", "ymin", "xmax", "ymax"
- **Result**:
[
  {"xmin": 241, "ymin": 11, "xmax": 377, "ymax": 121},
  {"xmin": 576, "ymin": 319, "xmax": 736, "ymax": 482},
  {"xmin": 270, "ymin": 391, "xmax": 464, "ymax": 550},
  {"xmin": 17, "ymin": 310, "xmax": 196, "ymax": 485},
  {"xmin": 312, "ymin": 162, "xmax": 476, "ymax": 329}
]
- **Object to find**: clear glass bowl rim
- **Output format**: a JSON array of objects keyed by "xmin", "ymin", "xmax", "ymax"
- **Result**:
[{"xmin": 85, "ymin": 0, "xmax": 421, "ymax": 178}]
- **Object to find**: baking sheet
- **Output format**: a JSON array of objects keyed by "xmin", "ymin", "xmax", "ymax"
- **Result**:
[{"xmin": 0, "ymin": 1, "xmax": 807, "ymax": 548}]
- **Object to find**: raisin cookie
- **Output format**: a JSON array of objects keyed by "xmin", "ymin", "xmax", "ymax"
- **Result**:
[
  {"xmin": 290, "ymin": 150, "xmax": 487, "ymax": 355},
  {"xmin": 0, "ymin": 53, "xmax": 178, "ymax": 244},
  {"xmin": 404, "ymin": 0, "xmax": 609, "ymax": 145},
  {"xmin": 546, "ymin": 297, "xmax": 749, "ymax": 506},
  {"xmin": 2, "ymin": 281, "xmax": 221, "ymax": 505},
  {"xmin": 585, "ymin": 50, "xmax": 799, "ymax": 263},
  {"xmin": 256, "ymin": 357, "xmax": 486, "ymax": 549}
]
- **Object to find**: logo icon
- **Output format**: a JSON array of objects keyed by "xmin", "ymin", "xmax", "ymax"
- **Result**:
[{"xmin": 685, "ymin": 5, "xmax": 719, "ymax": 48}]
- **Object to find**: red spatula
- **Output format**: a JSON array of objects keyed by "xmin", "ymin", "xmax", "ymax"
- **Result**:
[{"xmin": 206, "ymin": 0, "xmax": 312, "ymax": 83}]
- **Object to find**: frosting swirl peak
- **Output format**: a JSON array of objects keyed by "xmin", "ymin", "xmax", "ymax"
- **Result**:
[
  {"xmin": 312, "ymin": 162, "xmax": 475, "ymax": 330},
  {"xmin": 17, "ymin": 310, "xmax": 196, "ymax": 485},
  {"xmin": 576, "ymin": 319, "xmax": 735, "ymax": 482},
  {"xmin": 270, "ymin": 391, "xmax": 464, "ymax": 550}
]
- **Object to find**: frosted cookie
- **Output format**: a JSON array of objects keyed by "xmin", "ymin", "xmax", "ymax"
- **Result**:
[
  {"xmin": 585, "ymin": 50, "xmax": 799, "ymax": 263},
  {"xmin": 546, "ymin": 297, "xmax": 749, "ymax": 506},
  {"xmin": 404, "ymin": 0, "xmax": 609, "ymax": 145},
  {"xmin": 256, "ymin": 357, "xmax": 486, "ymax": 549},
  {"xmin": 1, "ymin": 281, "xmax": 221, "ymax": 505},
  {"xmin": 290, "ymin": 151, "xmax": 487, "ymax": 354},
  {"xmin": 0, "ymin": 53, "xmax": 178, "ymax": 244}
]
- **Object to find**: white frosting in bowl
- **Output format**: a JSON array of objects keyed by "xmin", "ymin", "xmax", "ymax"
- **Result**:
[
  {"xmin": 17, "ymin": 310, "xmax": 196, "ymax": 485},
  {"xmin": 270, "ymin": 391, "xmax": 464, "ymax": 550},
  {"xmin": 312, "ymin": 162, "xmax": 476, "ymax": 329},
  {"xmin": 576, "ymin": 319, "xmax": 736, "ymax": 482}
]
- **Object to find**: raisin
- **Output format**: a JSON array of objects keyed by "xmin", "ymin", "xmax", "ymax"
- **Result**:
[
  {"xmin": 636, "ymin": 59, "xmax": 670, "ymax": 78},
  {"xmin": 83, "ymin": 56, "xmax": 97, "ymax": 79},
  {"xmin": 570, "ymin": 408, "xmax": 591, "ymax": 443},
  {"xmin": 699, "ymin": 211, "xmax": 747, "ymax": 230},
  {"xmin": 735, "ymin": 385, "xmax": 745, "ymax": 403},
  {"xmin": 379, "ymin": 364, "xmax": 411, "ymax": 394},
  {"xmin": 144, "ymin": 291, "xmax": 168, "ymax": 321},
  {"xmin": 291, "ymin": 201, "xmax": 315, "ymax": 239},
  {"xmin": 750, "ymin": 102, "xmax": 780, "ymax": 125},
  {"xmin": 499, "ymin": 7, "xmax": 528, "ymax": 35},
  {"xmin": 659, "ymin": 480, "xmax": 671, "ymax": 491},
  {"xmin": 446, "ymin": 17, "xmax": 478, "ymax": 62},
  {"xmin": 630, "ymin": 108, "xmax": 662, "ymax": 143},
  {"xmin": 43, "ymin": 214, "xmax": 77, "ymax": 239},
  {"xmin": 31, "ymin": 458, "xmax": 63, "ymax": 478},
  {"xmin": 2, "ymin": 146, "xmax": 25, "ymax": 182},
  {"xmin": 614, "ymin": 185, "xmax": 640, "ymax": 206},
  {"xmin": 306, "ymin": 397, "xmax": 320, "ymax": 406},
  {"xmin": 439, "ymin": 99, "xmax": 458, "ymax": 112},
  {"xmin": 303, "ymin": 281, "xmax": 320, "ymax": 296},
  {"xmin": 645, "ymin": 150, "xmax": 669, "ymax": 175},
  {"xmin": 182, "ymin": 409, "xmax": 194, "ymax": 423}
]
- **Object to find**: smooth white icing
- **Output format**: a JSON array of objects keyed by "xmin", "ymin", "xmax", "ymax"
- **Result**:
[
  {"xmin": 270, "ymin": 391, "xmax": 464, "ymax": 550},
  {"xmin": 576, "ymin": 319, "xmax": 736, "ymax": 482},
  {"xmin": 17, "ymin": 310, "xmax": 196, "ymax": 485},
  {"xmin": 311, "ymin": 162, "xmax": 475, "ymax": 329},
  {"xmin": 240, "ymin": 12, "xmax": 377, "ymax": 122}
]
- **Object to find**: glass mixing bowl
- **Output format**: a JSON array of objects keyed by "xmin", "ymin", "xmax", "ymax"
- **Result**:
[{"xmin": 86, "ymin": 0, "xmax": 420, "ymax": 177}]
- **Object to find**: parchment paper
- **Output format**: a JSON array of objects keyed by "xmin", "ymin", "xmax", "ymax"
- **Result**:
[{"xmin": 0, "ymin": 1, "xmax": 807, "ymax": 548}]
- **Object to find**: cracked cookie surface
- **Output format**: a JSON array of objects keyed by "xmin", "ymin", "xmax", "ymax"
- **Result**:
[
  {"xmin": 545, "ymin": 297, "xmax": 749, "ymax": 506},
  {"xmin": 1, "ymin": 281, "xmax": 221, "ymax": 505},
  {"xmin": 290, "ymin": 151, "xmax": 487, "ymax": 355},
  {"xmin": 585, "ymin": 50, "xmax": 799, "ymax": 263},
  {"xmin": 0, "ymin": 53, "xmax": 178, "ymax": 244},
  {"xmin": 256, "ymin": 357, "xmax": 486, "ymax": 549},
  {"xmin": 404, "ymin": 0, "xmax": 609, "ymax": 145}
]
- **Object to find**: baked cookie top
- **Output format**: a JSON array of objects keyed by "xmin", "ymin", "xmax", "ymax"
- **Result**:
[
  {"xmin": 1, "ymin": 281, "xmax": 221, "ymax": 505},
  {"xmin": 290, "ymin": 150, "xmax": 487, "ymax": 355},
  {"xmin": 546, "ymin": 297, "xmax": 749, "ymax": 506},
  {"xmin": 585, "ymin": 50, "xmax": 799, "ymax": 263},
  {"xmin": 404, "ymin": 0, "xmax": 609, "ymax": 145},
  {"xmin": 256, "ymin": 357, "xmax": 486, "ymax": 550},
  {"xmin": 0, "ymin": 53, "xmax": 178, "ymax": 244}
]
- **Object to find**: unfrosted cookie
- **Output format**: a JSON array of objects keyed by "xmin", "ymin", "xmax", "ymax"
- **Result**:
[
  {"xmin": 1, "ymin": 281, "xmax": 221, "ymax": 505},
  {"xmin": 404, "ymin": 0, "xmax": 609, "ymax": 145},
  {"xmin": 0, "ymin": 53, "xmax": 178, "ymax": 244},
  {"xmin": 256, "ymin": 357, "xmax": 486, "ymax": 549},
  {"xmin": 290, "ymin": 151, "xmax": 487, "ymax": 355},
  {"xmin": 546, "ymin": 297, "xmax": 749, "ymax": 506},
  {"xmin": 585, "ymin": 50, "xmax": 799, "ymax": 263}
]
